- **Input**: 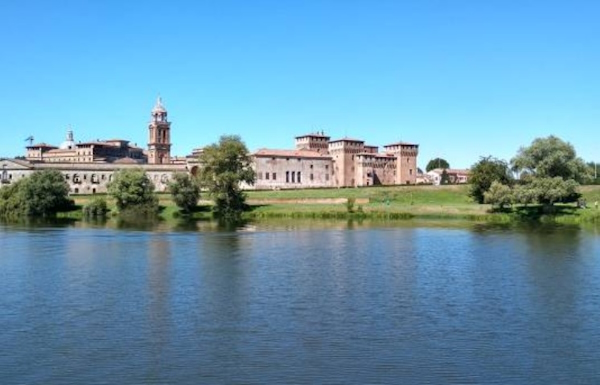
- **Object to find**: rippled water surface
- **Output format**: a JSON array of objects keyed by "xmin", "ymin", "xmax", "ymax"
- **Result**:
[{"xmin": 1, "ymin": 221, "xmax": 600, "ymax": 384}]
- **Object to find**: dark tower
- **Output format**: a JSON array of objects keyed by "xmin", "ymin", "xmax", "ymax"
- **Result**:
[{"xmin": 148, "ymin": 96, "xmax": 171, "ymax": 164}]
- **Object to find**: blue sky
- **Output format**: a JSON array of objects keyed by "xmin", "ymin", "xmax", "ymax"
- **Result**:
[{"xmin": 1, "ymin": 0, "xmax": 598, "ymax": 169}]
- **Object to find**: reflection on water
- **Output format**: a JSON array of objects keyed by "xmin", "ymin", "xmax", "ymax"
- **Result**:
[{"xmin": 1, "ymin": 220, "xmax": 600, "ymax": 384}]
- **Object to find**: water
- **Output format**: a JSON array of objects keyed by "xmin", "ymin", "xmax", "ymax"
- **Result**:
[{"xmin": 1, "ymin": 220, "xmax": 600, "ymax": 384}]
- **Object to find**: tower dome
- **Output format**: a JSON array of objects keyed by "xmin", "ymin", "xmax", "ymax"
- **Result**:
[
  {"xmin": 152, "ymin": 96, "xmax": 167, "ymax": 113},
  {"xmin": 59, "ymin": 129, "xmax": 75, "ymax": 150}
]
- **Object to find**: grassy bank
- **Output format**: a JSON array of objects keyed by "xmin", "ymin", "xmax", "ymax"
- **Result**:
[{"xmin": 62, "ymin": 185, "xmax": 600, "ymax": 224}]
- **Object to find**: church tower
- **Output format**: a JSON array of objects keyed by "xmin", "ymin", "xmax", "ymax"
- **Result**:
[{"xmin": 148, "ymin": 96, "xmax": 172, "ymax": 164}]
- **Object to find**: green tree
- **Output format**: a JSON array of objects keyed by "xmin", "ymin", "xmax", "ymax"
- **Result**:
[
  {"xmin": 107, "ymin": 168, "xmax": 158, "ymax": 215},
  {"xmin": 511, "ymin": 136, "xmax": 590, "ymax": 183},
  {"xmin": 440, "ymin": 169, "xmax": 451, "ymax": 185},
  {"xmin": 82, "ymin": 197, "xmax": 109, "ymax": 218},
  {"xmin": 513, "ymin": 177, "xmax": 580, "ymax": 206},
  {"xmin": 484, "ymin": 181, "xmax": 513, "ymax": 209},
  {"xmin": 586, "ymin": 161, "xmax": 599, "ymax": 185},
  {"xmin": 168, "ymin": 173, "xmax": 200, "ymax": 213},
  {"xmin": 0, "ymin": 170, "xmax": 72, "ymax": 218},
  {"xmin": 468, "ymin": 156, "xmax": 513, "ymax": 204},
  {"xmin": 426, "ymin": 158, "xmax": 450, "ymax": 172},
  {"xmin": 197, "ymin": 135, "xmax": 255, "ymax": 221}
]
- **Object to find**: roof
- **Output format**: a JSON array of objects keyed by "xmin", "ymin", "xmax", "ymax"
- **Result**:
[
  {"xmin": 328, "ymin": 137, "xmax": 365, "ymax": 144},
  {"xmin": 383, "ymin": 142, "xmax": 419, "ymax": 148},
  {"xmin": 356, "ymin": 152, "xmax": 395, "ymax": 158},
  {"xmin": 27, "ymin": 143, "xmax": 57, "ymax": 149},
  {"xmin": 254, "ymin": 148, "xmax": 332, "ymax": 159},
  {"xmin": 45, "ymin": 148, "xmax": 76, "ymax": 154},
  {"xmin": 113, "ymin": 157, "xmax": 141, "ymax": 164},
  {"xmin": 152, "ymin": 96, "xmax": 167, "ymax": 113},
  {"xmin": 429, "ymin": 168, "xmax": 470, "ymax": 175},
  {"xmin": 295, "ymin": 132, "xmax": 330, "ymax": 139}
]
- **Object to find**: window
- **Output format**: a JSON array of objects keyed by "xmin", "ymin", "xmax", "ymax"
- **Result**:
[
  {"xmin": 258, "ymin": 172, "xmax": 263, "ymax": 180},
  {"xmin": 286, "ymin": 171, "xmax": 289, "ymax": 183},
  {"xmin": 310, "ymin": 164, "xmax": 313, "ymax": 169},
  {"xmin": 325, "ymin": 165, "xmax": 329, "ymax": 170},
  {"xmin": 291, "ymin": 171, "xmax": 295, "ymax": 183},
  {"xmin": 266, "ymin": 172, "xmax": 269, "ymax": 180},
  {"xmin": 310, "ymin": 174, "xmax": 314, "ymax": 181},
  {"xmin": 326, "ymin": 174, "xmax": 329, "ymax": 181},
  {"xmin": 273, "ymin": 173, "xmax": 276, "ymax": 180},
  {"xmin": 298, "ymin": 172, "xmax": 301, "ymax": 183},
  {"xmin": 409, "ymin": 169, "xmax": 413, "ymax": 175}
]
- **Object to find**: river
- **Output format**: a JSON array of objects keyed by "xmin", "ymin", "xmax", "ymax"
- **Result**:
[{"xmin": 1, "ymin": 220, "xmax": 599, "ymax": 384}]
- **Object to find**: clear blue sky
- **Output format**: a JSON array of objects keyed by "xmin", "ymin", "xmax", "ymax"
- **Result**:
[{"xmin": 1, "ymin": 0, "xmax": 598, "ymax": 169}]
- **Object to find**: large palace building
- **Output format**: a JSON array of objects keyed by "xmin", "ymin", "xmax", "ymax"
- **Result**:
[{"xmin": 1, "ymin": 98, "xmax": 418, "ymax": 194}]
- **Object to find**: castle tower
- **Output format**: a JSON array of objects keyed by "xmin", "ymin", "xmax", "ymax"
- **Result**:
[
  {"xmin": 383, "ymin": 142, "xmax": 419, "ymax": 185},
  {"xmin": 328, "ymin": 138, "xmax": 364, "ymax": 187},
  {"xmin": 148, "ymin": 96, "xmax": 172, "ymax": 164},
  {"xmin": 295, "ymin": 132, "xmax": 331, "ymax": 153}
]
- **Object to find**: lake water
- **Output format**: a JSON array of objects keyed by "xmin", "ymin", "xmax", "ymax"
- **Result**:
[{"xmin": 1, "ymin": 220, "xmax": 600, "ymax": 384}]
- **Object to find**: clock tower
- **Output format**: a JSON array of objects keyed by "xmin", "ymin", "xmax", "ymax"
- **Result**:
[{"xmin": 148, "ymin": 96, "xmax": 171, "ymax": 164}]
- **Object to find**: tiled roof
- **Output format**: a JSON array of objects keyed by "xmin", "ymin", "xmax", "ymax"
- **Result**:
[
  {"xmin": 254, "ymin": 148, "xmax": 331, "ymax": 159},
  {"xmin": 27, "ymin": 143, "xmax": 57, "ymax": 149},
  {"xmin": 329, "ymin": 137, "xmax": 365, "ymax": 144},
  {"xmin": 295, "ymin": 132, "xmax": 330, "ymax": 139},
  {"xmin": 383, "ymin": 142, "xmax": 419, "ymax": 147}
]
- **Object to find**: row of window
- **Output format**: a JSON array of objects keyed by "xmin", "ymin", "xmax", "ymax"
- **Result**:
[{"xmin": 257, "ymin": 171, "xmax": 332, "ymax": 184}]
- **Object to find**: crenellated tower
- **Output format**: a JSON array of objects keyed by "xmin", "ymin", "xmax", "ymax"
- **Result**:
[{"xmin": 148, "ymin": 96, "xmax": 171, "ymax": 164}]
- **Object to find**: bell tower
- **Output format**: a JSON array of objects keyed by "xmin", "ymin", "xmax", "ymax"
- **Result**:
[{"xmin": 148, "ymin": 96, "xmax": 172, "ymax": 164}]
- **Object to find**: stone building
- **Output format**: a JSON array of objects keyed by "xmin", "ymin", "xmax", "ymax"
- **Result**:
[
  {"xmin": 253, "ymin": 133, "xmax": 419, "ymax": 189},
  {"xmin": 2, "ymin": 98, "xmax": 420, "ymax": 193},
  {"xmin": 2, "ymin": 97, "xmax": 190, "ymax": 194}
]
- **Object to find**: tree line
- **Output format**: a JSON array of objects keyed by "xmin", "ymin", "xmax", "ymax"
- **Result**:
[{"xmin": 468, "ymin": 136, "xmax": 592, "ymax": 210}]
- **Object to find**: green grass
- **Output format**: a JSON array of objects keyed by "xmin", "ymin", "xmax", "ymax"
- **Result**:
[{"xmin": 62, "ymin": 185, "xmax": 600, "ymax": 224}]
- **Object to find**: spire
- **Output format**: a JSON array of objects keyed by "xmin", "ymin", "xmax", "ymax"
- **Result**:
[{"xmin": 152, "ymin": 95, "xmax": 166, "ymax": 113}]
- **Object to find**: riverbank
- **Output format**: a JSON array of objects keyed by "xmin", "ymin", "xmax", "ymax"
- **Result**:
[{"xmin": 63, "ymin": 185, "xmax": 600, "ymax": 224}]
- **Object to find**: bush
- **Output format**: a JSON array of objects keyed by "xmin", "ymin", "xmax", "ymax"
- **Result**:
[
  {"xmin": 107, "ymin": 169, "xmax": 159, "ymax": 215},
  {"xmin": 346, "ymin": 197, "xmax": 356, "ymax": 213},
  {"xmin": 0, "ymin": 170, "xmax": 72, "ymax": 219},
  {"xmin": 168, "ymin": 173, "xmax": 200, "ymax": 213},
  {"xmin": 82, "ymin": 197, "xmax": 108, "ymax": 218},
  {"xmin": 484, "ymin": 181, "xmax": 513, "ymax": 209}
]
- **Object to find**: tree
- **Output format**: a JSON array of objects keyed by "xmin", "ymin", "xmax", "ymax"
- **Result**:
[
  {"xmin": 0, "ymin": 170, "xmax": 72, "ymax": 218},
  {"xmin": 484, "ymin": 181, "xmax": 513, "ymax": 209},
  {"xmin": 468, "ymin": 156, "xmax": 513, "ymax": 204},
  {"xmin": 82, "ymin": 197, "xmax": 109, "ymax": 218},
  {"xmin": 511, "ymin": 136, "xmax": 590, "ymax": 183},
  {"xmin": 586, "ymin": 161, "xmax": 599, "ymax": 185},
  {"xmin": 197, "ymin": 135, "xmax": 255, "ymax": 220},
  {"xmin": 168, "ymin": 173, "xmax": 200, "ymax": 213},
  {"xmin": 426, "ymin": 158, "xmax": 450, "ymax": 172},
  {"xmin": 440, "ymin": 169, "xmax": 451, "ymax": 185},
  {"xmin": 107, "ymin": 168, "xmax": 158, "ymax": 214},
  {"xmin": 513, "ymin": 177, "xmax": 580, "ymax": 206}
]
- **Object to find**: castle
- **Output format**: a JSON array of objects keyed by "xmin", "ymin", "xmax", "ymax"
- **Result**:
[{"xmin": 1, "ymin": 98, "xmax": 418, "ymax": 193}]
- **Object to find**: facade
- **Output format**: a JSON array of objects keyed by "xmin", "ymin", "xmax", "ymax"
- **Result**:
[
  {"xmin": 2, "ymin": 97, "xmax": 190, "ymax": 194},
  {"xmin": 253, "ymin": 133, "xmax": 419, "ymax": 189},
  {"xmin": 2, "ymin": 99, "xmax": 420, "ymax": 193},
  {"xmin": 426, "ymin": 168, "xmax": 470, "ymax": 185}
]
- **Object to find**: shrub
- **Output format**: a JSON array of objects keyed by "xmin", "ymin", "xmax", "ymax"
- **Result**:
[{"xmin": 82, "ymin": 197, "xmax": 108, "ymax": 218}]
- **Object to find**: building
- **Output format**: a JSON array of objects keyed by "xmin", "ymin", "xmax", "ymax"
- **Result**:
[
  {"xmin": 253, "ymin": 133, "xmax": 419, "ymax": 189},
  {"xmin": 2, "ymin": 98, "xmax": 420, "ymax": 193},
  {"xmin": 2, "ymin": 97, "xmax": 190, "ymax": 194},
  {"xmin": 426, "ymin": 168, "xmax": 470, "ymax": 185}
]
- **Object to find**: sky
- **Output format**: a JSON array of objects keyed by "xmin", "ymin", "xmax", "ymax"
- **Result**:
[{"xmin": 0, "ymin": 0, "xmax": 598, "ymax": 169}]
